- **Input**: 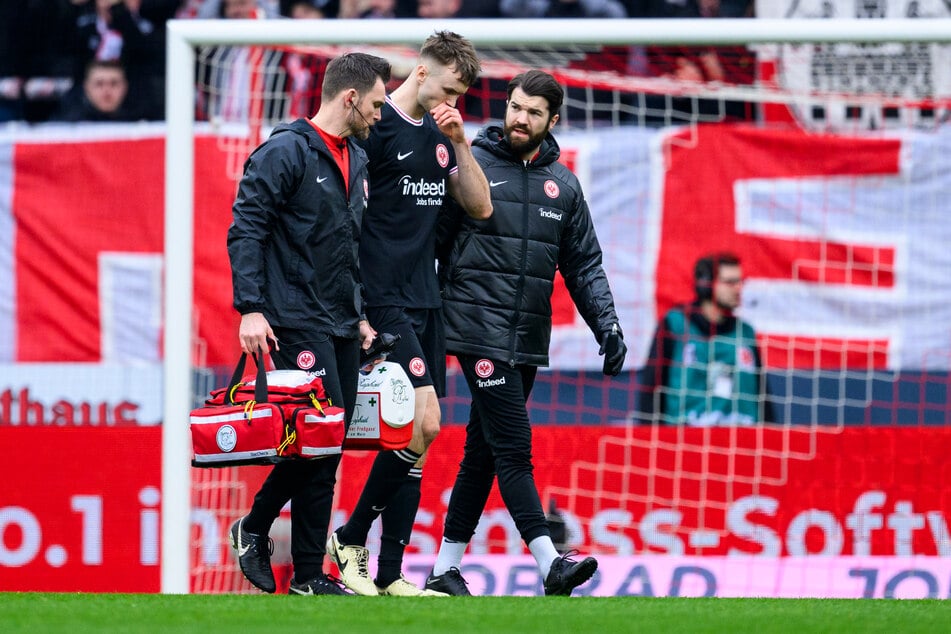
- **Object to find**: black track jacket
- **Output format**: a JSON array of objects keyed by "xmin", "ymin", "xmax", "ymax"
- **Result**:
[
  {"xmin": 228, "ymin": 119, "xmax": 368, "ymax": 338},
  {"xmin": 438, "ymin": 123, "xmax": 621, "ymax": 367}
]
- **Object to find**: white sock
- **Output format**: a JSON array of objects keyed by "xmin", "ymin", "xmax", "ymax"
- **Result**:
[
  {"xmin": 432, "ymin": 538, "xmax": 468, "ymax": 576},
  {"xmin": 529, "ymin": 536, "xmax": 561, "ymax": 578}
]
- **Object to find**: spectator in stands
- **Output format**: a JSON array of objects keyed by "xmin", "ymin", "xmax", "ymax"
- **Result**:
[
  {"xmin": 415, "ymin": 0, "xmax": 462, "ymax": 16},
  {"xmin": 53, "ymin": 59, "xmax": 156, "ymax": 121},
  {"xmin": 2, "ymin": 2, "xmax": 76, "ymax": 123},
  {"xmin": 0, "ymin": 2, "xmax": 27, "ymax": 122},
  {"xmin": 627, "ymin": 0, "xmax": 748, "ymax": 17},
  {"xmin": 280, "ymin": 1, "xmax": 338, "ymax": 119},
  {"xmin": 456, "ymin": 0, "xmax": 501, "ymax": 16},
  {"xmin": 637, "ymin": 252, "xmax": 774, "ymax": 426},
  {"xmin": 195, "ymin": 0, "xmax": 282, "ymax": 122},
  {"xmin": 621, "ymin": 0, "xmax": 755, "ymax": 123},
  {"xmin": 428, "ymin": 70, "xmax": 626, "ymax": 596},
  {"xmin": 338, "ymin": 0, "xmax": 397, "ymax": 18},
  {"xmin": 500, "ymin": 0, "xmax": 627, "ymax": 18},
  {"xmin": 64, "ymin": 0, "xmax": 182, "ymax": 121},
  {"xmin": 636, "ymin": 0, "xmax": 754, "ymax": 84},
  {"xmin": 281, "ymin": 0, "xmax": 339, "ymax": 17},
  {"xmin": 196, "ymin": 0, "xmax": 279, "ymax": 17}
]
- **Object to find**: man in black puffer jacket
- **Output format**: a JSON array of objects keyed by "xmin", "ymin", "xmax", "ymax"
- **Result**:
[{"xmin": 427, "ymin": 70, "xmax": 627, "ymax": 597}]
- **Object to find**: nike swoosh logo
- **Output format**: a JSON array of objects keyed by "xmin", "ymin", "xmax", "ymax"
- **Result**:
[
  {"xmin": 236, "ymin": 541, "xmax": 250, "ymax": 557},
  {"xmin": 490, "ymin": 180, "xmax": 508, "ymax": 187},
  {"xmin": 397, "ymin": 151, "xmax": 413, "ymax": 160},
  {"xmin": 316, "ymin": 176, "xmax": 328, "ymax": 183},
  {"xmin": 338, "ymin": 558, "xmax": 348, "ymax": 572},
  {"xmin": 371, "ymin": 505, "xmax": 386, "ymax": 512},
  {"xmin": 290, "ymin": 585, "xmax": 314, "ymax": 595}
]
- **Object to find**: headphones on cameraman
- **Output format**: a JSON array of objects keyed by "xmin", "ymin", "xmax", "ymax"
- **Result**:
[{"xmin": 694, "ymin": 255, "xmax": 717, "ymax": 302}]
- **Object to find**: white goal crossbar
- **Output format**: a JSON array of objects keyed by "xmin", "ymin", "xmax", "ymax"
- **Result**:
[{"xmin": 163, "ymin": 17, "xmax": 951, "ymax": 593}]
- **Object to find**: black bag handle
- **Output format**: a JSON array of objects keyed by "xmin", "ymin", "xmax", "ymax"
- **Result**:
[{"xmin": 226, "ymin": 348, "xmax": 269, "ymax": 405}]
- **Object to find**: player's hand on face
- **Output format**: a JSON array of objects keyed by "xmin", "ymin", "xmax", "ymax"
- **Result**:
[{"xmin": 431, "ymin": 102, "xmax": 465, "ymax": 142}]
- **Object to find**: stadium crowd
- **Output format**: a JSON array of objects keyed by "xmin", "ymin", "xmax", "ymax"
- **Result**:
[{"xmin": 0, "ymin": 0, "xmax": 754, "ymax": 124}]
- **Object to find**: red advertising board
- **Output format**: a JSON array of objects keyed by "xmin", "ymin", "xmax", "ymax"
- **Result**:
[
  {"xmin": 1, "ymin": 425, "xmax": 949, "ymax": 592},
  {"xmin": 0, "ymin": 428, "xmax": 161, "ymax": 591}
]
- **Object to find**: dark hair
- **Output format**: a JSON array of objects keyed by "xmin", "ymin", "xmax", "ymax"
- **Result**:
[
  {"xmin": 419, "ymin": 30, "xmax": 481, "ymax": 87},
  {"xmin": 321, "ymin": 52, "xmax": 391, "ymax": 101},
  {"xmin": 506, "ymin": 70, "xmax": 564, "ymax": 119},
  {"xmin": 694, "ymin": 252, "xmax": 741, "ymax": 301},
  {"xmin": 85, "ymin": 59, "xmax": 126, "ymax": 80}
]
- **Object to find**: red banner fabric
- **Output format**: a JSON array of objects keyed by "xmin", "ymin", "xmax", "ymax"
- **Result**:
[{"xmin": 1, "ymin": 425, "xmax": 949, "ymax": 591}]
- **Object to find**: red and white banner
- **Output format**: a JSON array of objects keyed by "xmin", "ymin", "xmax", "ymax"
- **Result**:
[
  {"xmin": 2, "ymin": 425, "xmax": 949, "ymax": 593},
  {"xmin": 2, "ymin": 123, "xmax": 951, "ymax": 371}
]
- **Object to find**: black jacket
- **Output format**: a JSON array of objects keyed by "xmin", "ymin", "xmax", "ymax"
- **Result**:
[
  {"xmin": 228, "ymin": 119, "xmax": 368, "ymax": 337},
  {"xmin": 438, "ymin": 122, "xmax": 621, "ymax": 366}
]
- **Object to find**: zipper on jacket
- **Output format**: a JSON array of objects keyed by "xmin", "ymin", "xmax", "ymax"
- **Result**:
[{"xmin": 508, "ymin": 164, "xmax": 531, "ymax": 367}]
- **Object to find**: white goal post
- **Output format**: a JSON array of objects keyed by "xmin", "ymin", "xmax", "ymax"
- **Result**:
[{"xmin": 163, "ymin": 17, "xmax": 951, "ymax": 594}]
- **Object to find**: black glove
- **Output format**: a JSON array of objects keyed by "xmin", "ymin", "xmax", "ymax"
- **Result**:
[{"xmin": 599, "ymin": 327, "xmax": 626, "ymax": 377}]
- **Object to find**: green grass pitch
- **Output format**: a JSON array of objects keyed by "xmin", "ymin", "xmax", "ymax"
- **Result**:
[{"xmin": 2, "ymin": 594, "xmax": 950, "ymax": 633}]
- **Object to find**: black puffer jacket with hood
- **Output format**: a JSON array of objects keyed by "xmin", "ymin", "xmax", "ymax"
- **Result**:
[{"xmin": 438, "ymin": 122, "xmax": 621, "ymax": 366}]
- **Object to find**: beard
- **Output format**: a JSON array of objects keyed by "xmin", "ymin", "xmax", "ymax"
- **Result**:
[
  {"xmin": 715, "ymin": 296, "xmax": 739, "ymax": 313},
  {"xmin": 503, "ymin": 121, "xmax": 546, "ymax": 157},
  {"xmin": 347, "ymin": 108, "xmax": 371, "ymax": 140}
]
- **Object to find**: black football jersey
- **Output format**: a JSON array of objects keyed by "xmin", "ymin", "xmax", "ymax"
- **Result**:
[{"xmin": 358, "ymin": 97, "xmax": 458, "ymax": 308}]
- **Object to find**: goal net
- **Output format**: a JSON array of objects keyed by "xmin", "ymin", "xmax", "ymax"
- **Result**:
[{"xmin": 165, "ymin": 17, "xmax": 951, "ymax": 595}]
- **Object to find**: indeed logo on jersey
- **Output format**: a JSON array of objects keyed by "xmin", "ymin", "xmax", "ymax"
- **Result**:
[
  {"xmin": 539, "ymin": 207, "xmax": 562, "ymax": 221},
  {"xmin": 476, "ymin": 376, "xmax": 506, "ymax": 389},
  {"xmin": 400, "ymin": 175, "xmax": 445, "ymax": 195},
  {"xmin": 400, "ymin": 175, "xmax": 446, "ymax": 207}
]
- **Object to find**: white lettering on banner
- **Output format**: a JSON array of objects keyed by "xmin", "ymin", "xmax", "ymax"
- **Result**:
[
  {"xmin": 927, "ymin": 513, "xmax": 951, "ymax": 556},
  {"xmin": 727, "ymin": 495, "xmax": 782, "ymax": 556},
  {"xmin": 190, "ymin": 508, "xmax": 221, "ymax": 567},
  {"xmin": 71, "ymin": 495, "xmax": 103, "ymax": 565},
  {"xmin": 400, "ymin": 555, "xmax": 951, "ymax": 598},
  {"xmin": 0, "ymin": 496, "xmax": 103, "ymax": 568},
  {"xmin": 725, "ymin": 493, "xmax": 949, "ymax": 557},
  {"xmin": 889, "ymin": 501, "xmax": 926, "ymax": 556},
  {"xmin": 420, "ymin": 487, "xmax": 949, "ymax": 558},
  {"xmin": 787, "ymin": 510, "xmax": 843, "ymax": 556},
  {"xmin": 638, "ymin": 509, "xmax": 683, "ymax": 555},
  {"xmin": 0, "ymin": 488, "xmax": 169, "ymax": 572},
  {"xmin": 139, "ymin": 487, "xmax": 160, "ymax": 566},
  {"xmin": 846, "ymin": 490, "xmax": 886, "ymax": 556},
  {"xmin": 589, "ymin": 510, "xmax": 636, "ymax": 555},
  {"xmin": 0, "ymin": 507, "xmax": 41, "ymax": 566}
]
